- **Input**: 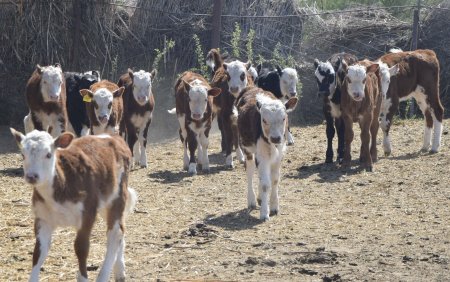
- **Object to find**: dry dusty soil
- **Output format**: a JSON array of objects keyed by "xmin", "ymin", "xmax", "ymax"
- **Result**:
[{"xmin": 0, "ymin": 119, "xmax": 449, "ymax": 281}]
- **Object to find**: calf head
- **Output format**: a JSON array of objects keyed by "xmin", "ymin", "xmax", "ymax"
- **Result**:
[
  {"xmin": 377, "ymin": 62, "xmax": 399, "ymax": 99},
  {"xmin": 10, "ymin": 128, "xmax": 74, "ymax": 186},
  {"xmin": 80, "ymin": 86, "xmax": 125, "ymax": 124},
  {"xmin": 342, "ymin": 62, "xmax": 379, "ymax": 102},
  {"xmin": 182, "ymin": 79, "xmax": 221, "ymax": 120},
  {"xmin": 77, "ymin": 71, "xmax": 101, "ymax": 90},
  {"xmin": 223, "ymin": 60, "xmax": 251, "ymax": 97},
  {"xmin": 314, "ymin": 59, "xmax": 337, "ymax": 97},
  {"xmin": 279, "ymin": 67, "xmax": 299, "ymax": 100},
  {"xmin": 37, "ymin": 64, "xmax": 64, "ymax": 102},
  {"xmin": 128, "ymin": 69, "xmax": 157, "ymax": 105},
  {"xmin": 256, "ymin": 94, "xmax": 298, "ymax": 144}
]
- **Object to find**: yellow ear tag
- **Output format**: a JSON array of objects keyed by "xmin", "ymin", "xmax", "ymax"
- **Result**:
[{"xmin": 83, "ymin": 95, "xmax": 92, "ymax": 102}]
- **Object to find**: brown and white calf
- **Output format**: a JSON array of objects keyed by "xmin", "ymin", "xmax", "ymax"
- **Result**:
[
  {"xmin": 118, "ymin": 69, "xmax": 156, "ymax": 168},
  {"xmin": 80, "ymin": 80, "xmax": 125, "ymax": 135},
  {"xmin": 208, "ymin": 48, "xmax": 254, "ymax": 168},
  {"xmin": 340, "ymin": 61, "xmax": 382, "ymax": 171},
  {"xmin": 237, "ymin": 86, "xmax": 298, "ymax": 221},
  {"xmin": 379, "ymin": 49, "xmax": 444, "ymax": 154},
  {"xmin": 24, "ymin": 64, "xmax": 68, "ymax": 138},
  {"xmin": 10, "ymin": 128, "xmax": 137, "ymax": 282},
  {"xmin": 169, "ymin": 71, "xmax": 221, "ymax": 174}
]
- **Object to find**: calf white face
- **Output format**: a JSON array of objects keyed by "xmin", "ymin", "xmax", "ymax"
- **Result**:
[
  {"xmin": 38, "ymin": 64, "xmax": 63, "ymax": 102},
  {"xmin": 256, "ymin": 94, "xmax": 298, "ymax": 144},
  {"xmin": 130, "ymin": 69, "xmax": 156, "ymax": 105},
  {"xmin": 345, "ymin": 64, "xmax": 379, "ymax": 102},
  {"xmin": 80, "ymin": 87, "xmax": 124, "ymax": 124},
  {"xmin": 314, "ymin": 60, "xmax": 336, "ymax": 97},
  {"xmin": 184, "ymin": 79, "xmax": 221, "ymax": 120},
  {"xmin": 10, "ymin": 129, "xmax": 73, "ymax": 186},
  {"xmin": 224, "ymin": 61, "xmax": 251, "ymax": 97},
  {"xmin": 377, "ymin": 62, "xmax": 399, "ymax": 99},
  {"xmin": 280, "ymin": 67, "xmax": 298, "ymax": 100}
]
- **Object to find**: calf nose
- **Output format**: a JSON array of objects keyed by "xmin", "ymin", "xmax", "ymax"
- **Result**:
[
  {"xmin": 290, "ymin": 92, "xmax": 297, "ymax": 97},
  {"xmin": 25, "ymin": 173, "xmax": 39, "ymax": 184},
  {"xmin": 192, "ymin": 113, "xmax": 202, "ymax": 120},
  {"xmin": 270, "ymin": 136, "xmax": 281, "ymax": 144},
  {"xmin": 98, "ymin": 115, "xmax": 108, "ymax": 124},
  {"xmin": 229, "ymin": 86, "xmax": 239, "ymax": 94}
]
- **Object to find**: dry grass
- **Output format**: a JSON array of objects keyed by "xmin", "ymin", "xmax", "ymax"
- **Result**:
[{"xmin": 0, "ymin": 119, "xmax": 449, "ymax": 281}]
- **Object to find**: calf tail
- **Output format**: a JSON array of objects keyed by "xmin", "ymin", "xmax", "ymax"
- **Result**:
[
  {"xmin": 167, "ymin": 108, "xmax": 177, "ymax": 115},
  {"xmin": 125, "ymin": 187, "xmax": 137, "ymax": 216},
  {"xmin": 389, "ymin": 48, "xmax": 403, "ymax": 53}
]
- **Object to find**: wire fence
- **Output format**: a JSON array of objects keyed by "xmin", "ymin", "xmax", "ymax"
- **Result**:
[{"xmin": 0, "ymin": 0, "xmax": 448, "ymax": 136}]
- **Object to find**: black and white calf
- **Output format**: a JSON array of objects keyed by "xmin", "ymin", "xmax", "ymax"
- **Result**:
[
  {"xmin": 314, "ymin": 53, "xmax": 358, "ymax": 163},
  {"xmin": 255, "ymin": 65, "xmax": 299, "ymax": 145},
  {"xmin": 65, "ymin": 71, "xmax": 101, "ymax": 137},
  {"xmin": 118, "ymin": 69, "xmax": 156, "ymax": 168},
  {"xmin": 237, "ymin": 86, "xmax": 298, "ymax": 221}
]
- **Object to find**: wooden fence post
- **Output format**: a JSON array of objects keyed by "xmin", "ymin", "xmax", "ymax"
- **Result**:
[
  {"xmin": 211, "ymin": 0, "xmax": 223, "ymax": 49},
  {"xmin": 408, "ymin": 0, "xmax": 421, "ymax": 118}
]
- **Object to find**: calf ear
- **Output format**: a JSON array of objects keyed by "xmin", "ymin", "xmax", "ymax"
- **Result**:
[
  {"xmin": 182, "ymin": 80, "xmax": 191, "ymax": 92},
  {"xmin": 366, "ymin": 63, "xmax": 379, "ymax": 73},
  {"xmin": 256, "ymin": 100, "xmax": 262, "ymax": 112},
  {"xmin": 128, "ymin": 68, "xmax": 134, "ymax": 79},
  {"xmin": 334, "ymin": 57, "xmax": 342, "ymax": 72},
  {"xmin": 92, "ymin": 70, "xmax": 101, "ymax": 80},
  {"xmin": 113, "ymin": 86, "xmax": 125, "ymax": 98},
  {"xmin": 313, "ymin": 59, "xmax": 320, "ymax": 69},
  {"xmin": 223, "ymin": 63, "xmax": 228, "ymax": 71},
  {"xmin": 341, "ymin": 59, "xmax": 348, "ymax": 73},
  {"xmin": 36, "ymin": 64, "xmax": 44, "ymax": 74},
  {"xmin": 389, "ymin": 64, "xmax": 400, "ymax": 76},
  {"xmin": 150, "ymin": 69, "xmax": 157, "ymax": 79},
  {"xmin": 54, "ymin": 132, "xmax": 74, "ymax": 149},
  {"xmin": 80, "ymin": 89, "xmax": 94, "ymax": 102},
  {"xmin": 256, "ymin": 63, "xmax": 262, "ymax": 74},
  {"xmin": 244, "ymin": 61, "xmax": 251, "ymax": 70},
  {"xmin": 55, "ymin": 63, "xmax": 62, "ymax": 69},
  {"xmin": 207, "ymin": 87, "xmax": 221, "ymax": 97},
  {"xmin": 276, "ymin": 65, "xmax": 283, "ymax": 76},
  {"xmin": 285, "ymin": 97, "xmax": 299, "ymax": 113},
  {"xmin": 10, "ymin": 128, "xmax": 25, "ymax": 149}
]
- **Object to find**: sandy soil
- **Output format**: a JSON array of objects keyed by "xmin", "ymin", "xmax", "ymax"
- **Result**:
[{"xmin": 0, "ymin": 119, "xmax": 449, "ymax": 281}]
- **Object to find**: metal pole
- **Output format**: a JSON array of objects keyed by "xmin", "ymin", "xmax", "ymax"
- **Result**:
[{"xmin": 211, "ymin": 0, "xmax": 223, "ymax": 49}]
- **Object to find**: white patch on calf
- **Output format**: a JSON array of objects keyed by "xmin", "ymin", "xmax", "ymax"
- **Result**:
[
  {"xmin": 346, "ymin": 65, "xmax": 367, "ymax": 101},
  {"xmin": 97, "ymin": 220, "xmax": 124, "ymax": 282},
  {"xmin": 431, "ymin": 119, "xmax": 443, "ymax": 153},
  {"xmin": 206, "ymin": 58, "xmax": 215, "ymax": 70},
  {"xmin": 40, "ymin": 65, "xmax": 63, "ymax": 102},
  {"xmin": 188, "ymin": 80, "xmax": 209, "ymax": 120},
  {"xmin": 132, "ymin": 70, "xmax": 153, "ymax": 105},
  {"xmin": 224, "ymin": 61, "xmax": 249, "ymax": 97},
  {"xmin": 380, "ymin": 97, "xmax": 392, "ymax": 154},
  {"xmin": 248, "ymin": 66, "xmax": 258, "ymax": 81},
  {"xmin": 315, "ymin": 61, "xmax": 336, "ymax": 95},
  {"xmin": 280, "ymin": 67, "xmax": 298, "ymax": 100},
  {"xmin": 34, "ymin": 200, "xmax": 84, "ymax": 229},
  {"xmin": 29, "ymin": 220, "xmax": 53, "ymax": 282},
  {"xmin": 92, "ymin": 88, "xmax": 114, "ymax": 124},
  {"xmin": 330, "ymin": 101, "xmax": 341, "ymax": 118},
  {"xmin": 256, "ymin": 93, "xmax": 287, "ymax": 144}
]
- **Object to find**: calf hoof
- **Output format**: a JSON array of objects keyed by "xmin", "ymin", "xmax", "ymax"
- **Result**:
[
  {"xmin": 420, "ymin": 147, "xmax": 430, "ymax": 153},
  {"xmin": 257, "ymin": 198, "xmax": 262, "ymax": 206},
  {"xmin": 287, "ymin": 140, "xmax": 294, "ymax": 146},
  {"xmin": 384, "ymin": 151, "xmax": 391, "ymax": 157},
  {"xmin": 365, "ymin": 166, "xmax": 373, "ymax": 172},
  {"xmin": 202, "ymin": 167, "xmax": 210, "ymax": 173},
  {"xmin": 248, "ymin": 203, "xmax": 256, "ymax": 210},
  {"xmin": 115, "ymin": 277, "xmax": 125, "ymax": 282},
  {"xmin": 260, "ymin": 214, "xmax": 270, "ymax": 222},
  {"xmin": 430, "ymin": 149, "xmax": 439, "ymax": 154},
  {"xmin": 188, "ymin": 163, "xmax": 197, "ymax": 175},
  {"xmin": 325, "ymin": 157, "xmax": 333, "ymax": 164},
  {"xmin": 337, "ymin": 157, "xmax": 344, "ymax": 165},
  {"xmin": 269, "ymin": 209, "xmax": 279, "ymax": 216}
]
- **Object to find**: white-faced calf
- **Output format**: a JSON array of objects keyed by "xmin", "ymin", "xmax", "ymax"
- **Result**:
[
  {"xmin": 169, "ymin": 71, "xmax": 221, "ymax": 174},
  {"xmin": 119, "ymin": 69, "xmax": 156, "ymax": 168},
  {"xmin": 10, "ymin": 128, "xmax": 136, "ymax": 282},
  {"xmin": 237, "ymin": 86, "xmax": 298, "ymax": 221},
  {"xmin": 80, "ymin": 80, "xmax": 125, "ymax": 135},
  {"xmin": 24, "ymin": 64, "xmax": 68, "ymax": 138},
  {"xmin": 340, "ymin": 61, "xmax": 382, "ymax": 171}
]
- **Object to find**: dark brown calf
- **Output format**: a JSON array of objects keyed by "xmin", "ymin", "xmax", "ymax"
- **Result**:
[
  {"xmin": 340, "ymin": 61, "xmax": 382, "ymax": 172},
  {"xmin": 379, "ymin": 49, "xmax": 444, "ymax": 154},
  {"xmin": 170, "ymin": 71, "xmax": 221, "ymax": 174},
  {"xmin": 24, "ymin": 64, "xmax": 68, "ymax": 138},
  {"xmin": 80, "ymin": 80, "xmax": 124, "ymax": 135}
]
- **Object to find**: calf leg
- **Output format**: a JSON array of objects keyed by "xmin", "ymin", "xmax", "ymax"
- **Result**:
[
  {"xmin": 232, "ymin": 114, "xmax": 244, "ymax": 164},
  {"xmin": 24, "ymin": 113, "xmax": 34, "ymax": 134},
  {"xmin": 199, "ymin": 131, "xmax": 210, "ymax": 172},
  {"xmin": 325, "ymin": 113, "xmax": 335, "ymax": 163},
  {"xmin": 187, "ymin": 129, "xmax": 198, "ymax": 175},
  {"xmin": 380, "ymin": 97, "xmax": 397, "ymax": 156},
  {"xmin": 97, "ymin": 221, "xmax": 124, "ymax": 282},
  {"xmin": 270, "ymin": 161, "xmax": 281, "ymax": 216},
  {"xmin": 244, "ymin": 151, "xmax": 256, "ymax": 209},
  {"xmin": 30, "ymin": 219, "xmax": 53, "ymax": 282},
  {"xmin": 177, "ymin": 116, "xmax": 189, "ymax": 170},
  {"xmin": 257, "ymin": 161, "xmax": 271, "ymax": 221},
  {"xmin": 359, "ymin": 116, "xmax": 373, "ymax": 172},
  {"xmin": 286, "ymin": 116, "xmax": 294, "ymax": 145},
  {"xmin": 217, "ymin": 114, "xmax": 226, "ymax": 153},
  {"xmin": 138, "ymin": 120, "xmax": 151, "ymax": 168},
  {"xmin": 335, "ymin": 117, "xmax": 345, "ymax": 164},
  {"xmin": 74, "ymin": 217, "xmax": 95, "ymax": 282},
  {"xmin": 370, "ymin": 117, "xmax": 379, "ymax": 163},
  {"xmin": 431, "ymin": 103, "xmax": 444, "ymax": 153},
  {"xmin": 342, "ymin": 115, "xmax": 354, "ymax": 168},
  {"xmin": 222, "ymin": 114, "xmax": 234, "ymax": 168}
]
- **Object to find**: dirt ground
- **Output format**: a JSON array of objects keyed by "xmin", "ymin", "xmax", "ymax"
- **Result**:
[{"xmin": 0, "ymin": 119, "xmax": 449, "ymax": 281}]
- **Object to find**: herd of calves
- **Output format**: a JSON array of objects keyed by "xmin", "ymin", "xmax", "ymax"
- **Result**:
[{"xmin": 10, "ymin": 47, "xmax": 444, "ymax": 281}]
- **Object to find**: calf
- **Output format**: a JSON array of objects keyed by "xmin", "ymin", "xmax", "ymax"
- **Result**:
[
  {"xmin": 379, "ymin": 49, "xmax": 444, "ymax": 154},
  {"xmin": 80, "ymin": 80, "xmax": 124, "ymax": 135},
  {"xmin": 10, "ymin": 128, "xmax": 137, "ymax": 282},
  {"xmin": 24, "ymin": 64, "xmax": 68, "ymax": 138},
  {"xmin": 169, "ymin": 71, "xmax": 221, "ymax": 174},
  {"xmin": 237, "ymin": 86, "xmax": 298, "ymax": 221},
  {"xmin": 314, "ymin": 53, "xmax": 358, "ymax": 163},
  {"xmin": 340, "ymin": 61, "xmax": 382, "ymax": 171},
  {"xmin": 255, "ymin": 64, "xmax": 299, "ymax": 145},
  {"xmin": 65, "ymin": 71, "xmax": 101, "ymax": 137},
  {"xmin": 118, "ymin": 69, "xmax": 156, "ymax": 168},
  {"xmin": 208, "ymin": 48, "xmax": 254, "ymax": 167}
]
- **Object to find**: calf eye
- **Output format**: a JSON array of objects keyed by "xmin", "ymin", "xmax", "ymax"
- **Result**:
[
  {"xmin": 108, "ymin": 102, "xmax": 112, "ymax": 109},
  {"xmin": 263, "ymin": 119, "xmax": 268, "ymax": 124},
  {"xmin": 240, "ymin": 73, "xmax": 245, "ymax": 81},
  {"xmin": 45, "ymin": 153, "xmax": 51, "ymax": 159},
  {"xmin": 21, "ymin": 153, "xmax": 25, "ymax": 159},
  {"xmin": 362, "ymin": 78, "xmax": 366, "ymax": 84},
  {"xmin": 347, "ymin": 77, "xmax": 352, "ymax": 84}
]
